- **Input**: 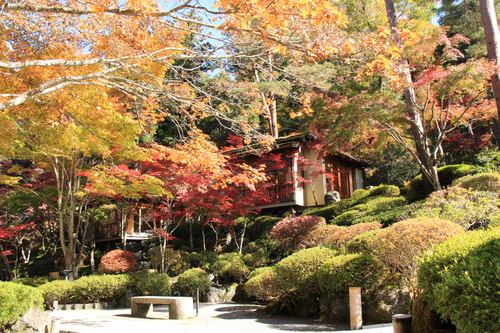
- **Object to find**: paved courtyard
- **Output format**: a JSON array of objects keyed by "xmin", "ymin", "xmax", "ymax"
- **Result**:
[{"xmin": 49, "ymin": 303, "xmax": 393, "ymax": 333}]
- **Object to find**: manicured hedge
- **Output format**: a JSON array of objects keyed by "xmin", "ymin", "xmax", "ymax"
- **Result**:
[
  {"xmin": 274, "ymin": 247, "xmax": 338, "ymax": 292},
  {"xmin": 0, "ymin": 282, "xmax": 43, "ymax": 329},
  {"xmin": 244, "ymin": 267, "xmax": 282, "ymax": 301},
  {"xmin": 453, "ymin": 172, "xmax": 500, "ymax": 193},
  {"xmin": 211, "ymin": 252, "xmax": 249, "ymax": 283},
  {"xmin": 71, "ymin": 274, "xmax": 133, "ymax": 304},
  {"xmin": 303, "ymin": 185, "xmax": 402, "ymax": 221},
  {"xmin": 38, "ymin": 280, "xmax": 75, "ymax": 308},
  {"xmin": 37, "ymin": 273, "xmax": 171, "ymax": 308},
  {"xmin": 130, "ymin": 271, "xmax": 171, "ymax": 296},
  {"xmin": 405, "ymin": 164, "xmax": 478, "ymax": 202},
  {"xmin": 175, "ymin": 268, "xmax": 212, "ymax": 297},
  {"xmin": 419, "ymin": 228, "xmax": 500, "ymax": 333}
]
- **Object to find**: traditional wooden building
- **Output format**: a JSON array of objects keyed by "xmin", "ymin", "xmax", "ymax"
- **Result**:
[
  {"xmin": 234, "ymin": 134, "xmax": 367, "ymax": 211},
  {"xmin": 94, "ymin": 203, "xmax": 158, "ymax": 244}
]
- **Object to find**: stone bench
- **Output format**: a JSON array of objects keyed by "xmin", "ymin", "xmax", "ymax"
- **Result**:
[{"xmin": 130, "ymin": 296, "xmax": 194, "ymax": 319}]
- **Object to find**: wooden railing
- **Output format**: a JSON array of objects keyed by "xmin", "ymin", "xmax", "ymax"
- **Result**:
[
  {"xmin": 95, "ymin": 221, "xmax": 121, "ymax": 239},
  {"xmin": 270, "ymin": 183, "xmax": 295, "ymax": 202}
]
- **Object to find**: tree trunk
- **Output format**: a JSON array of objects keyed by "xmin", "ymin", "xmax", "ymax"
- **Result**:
[
  {"xmin": 479, "ymin": 0, "xmax": 500, "ymax": 147},
  {"xmin": 384, "ymin": 0, "xmax": 441, "ymax": 193},
  {"xmin": 0, "ymin": 244, "xmax": 13, "ymax": 281},
  {"xmin": 239, "ymin": 216, "xmax": 247, "ymax": 255}
]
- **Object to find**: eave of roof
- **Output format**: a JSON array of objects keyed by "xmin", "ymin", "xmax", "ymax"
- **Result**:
[{"xmin": 225, "ymin": 133, "xmax": 368, "ymax": 167}]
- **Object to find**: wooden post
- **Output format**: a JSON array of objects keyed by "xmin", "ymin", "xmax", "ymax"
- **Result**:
[
  {"xmin": 349, "ymin": 287, "xmax": 362, "ymax": 330},
  {"xmin": 392, "ymin": 314, "xmax": 412, "ymax": 333},
  {"xmin": 49, "ymin": 319, "xmax": 60, "ymax": 333},
  {"xmin": 52, "ymin": 301, "xmax": 58, "ymax": 311}
]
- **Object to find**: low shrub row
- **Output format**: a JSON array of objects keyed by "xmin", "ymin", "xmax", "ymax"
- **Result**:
[{"xmin": 36, "ymin": 272, "xmax": 172, "ymax": 308}]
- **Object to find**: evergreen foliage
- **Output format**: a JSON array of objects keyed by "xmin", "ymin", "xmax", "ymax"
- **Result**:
[
  {"xmin": 419, "ymin": 228, "xmax": 500, "ymax": 332},
  {"xmin": 175, "ymin": 268, "xmax": 212, "ymax": 297},
  {"xmin": 405, "ymin": 165, "xmax": 478, "ymax": 202},
  {"xmin": 0, "ymin": 282, "xmax": 43, "ymax": 330}
]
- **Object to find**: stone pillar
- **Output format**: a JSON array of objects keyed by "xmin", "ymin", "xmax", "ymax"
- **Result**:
[{"xmin": 349, "ymin": 287, "xmax": 362, "ymax": 330}]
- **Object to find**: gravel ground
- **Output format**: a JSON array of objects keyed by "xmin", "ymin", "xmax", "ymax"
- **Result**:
[{"xmin": 49, "ymin": 303, "xmax": 393, "ymax": 333}]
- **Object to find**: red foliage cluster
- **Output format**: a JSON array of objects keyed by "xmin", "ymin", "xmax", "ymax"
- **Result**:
[
  {"xmin": 98, "ymin": 249, "xmax": 138, "ymax": 274},
  {"xmin": 443, "ymin": 132, "xmax": 492, "ymax": 154},
  {"xmin": 270, "ymin": 215, "xmax": 326, "ymax": 252}
]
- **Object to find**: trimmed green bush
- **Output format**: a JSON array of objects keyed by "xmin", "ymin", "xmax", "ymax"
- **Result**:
[
  {"xmin": 303, "ymin": 185, "xmax": 402, "ymax": 221},
  {"xmin": 38, "ymin": 280, "xmax": 74, "ymax": 308},
  {"xmin": 330, "ymin": 210, "xmax": 361, "ymax": 226},
  {"xmin": 453, "ymin": 172, "xmax": 500, "ymax": 193},
  {"xmin": 184, "ymin": 251, "xmax": 218, "ymax": 272},
  {"xmin": 274, "ymin": 247, "xmax": 337, "ymax": 293},
  {"xmin": 351, "ymin": 189, "xmax": 366, "ymax": 197},
  {"xmin": 71, "ymin": 274, "xmax": 132, "ymax": 303},
  {"xmin": 369, "ymin": 185, "xmax": 400, "ymax": 196},
  {"xmin": 331, "ymin": 196, "xmax": 408, "ymax": 227},
  {"xmin": 212, "ymin": 252, "xmax": 249, "ymax": 283},
  {"xmin": 244, "ymin": 267, "xmax": 282, "ymax": 300},
  {"xmin": 0, "ymin": 282, "xmax": 43, "ymax": 329},
  {"xmin": 419, "ymin": 229, "xmax": 500, "ymax": 333},
  {"xmin": 242, "ymin": 250, "xmax": 269, "ymax": 269},
  {"xmin": 414, "ymin": 186, "xmax": 500, "ymax": 230},
  {"xmin": 13, "ymin": 276, "xmax": 55, "ymax": 287},
  {"xmin": 176, "ymin": 268, "xmax": 212, "ymax": 297},
  {"xmin": 406, "ymin": 164, "xmax": 478, "ymax": 202},
  {"xmin": 316, "ymin": 254, "xmax": 388, "ymax": 295},
  {"xmin": 131, "ymin": 272, "xmax": 172, "ymax": 296},
  {"xmin": 346, "ymin": 229, "xmax": 382, "ymax": 254}
]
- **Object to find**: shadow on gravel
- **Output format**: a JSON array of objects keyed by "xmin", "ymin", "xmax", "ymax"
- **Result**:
[{"xmin": 213, "ymin": 304, "xmax": 350, "ymax": 332}]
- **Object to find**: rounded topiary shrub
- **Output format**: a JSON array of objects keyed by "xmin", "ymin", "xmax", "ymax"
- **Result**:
[
  {"xmin": 131, "ymin": 272, "xmax": 171, "ymax": 296},
  {"xmin": 308, "ymin": 225, "xmax": 344, "ymax": 247},
  {"xmin": 269, "ymin": 215, "xmax": 326, "ymax": 252},
  {"xmin": 419, "ymin": 228, "xmax": 500, "ymax": 333},
  {"xmin": 330, "ymin": 210, "xmax": 361, "ymax": 226},
  {"xmin": 453, "ymin": 172, "xmax": 500, "ymax": 193},
  {"xmin": 0, "ymin": 282, "xmax": 43, "ymax": 329},
  {"xmin": 323, "ymin": 222, "xmax": 383, "ymax": 251},
  {"xmin": 274, "ymin": 247, "xmax": 338, "ymax": 293},
  {"xmin": 346, "ymin": 228, "xmax": 382, "ymax": 254},
  {"xmin": 316, "ymin": 253, "xmax": 387, "ymax": 296},
  {"xmin": 212, "ymin": 252, "xmax": 249, "ymax": 283},
  {"xmin": 244, "ymin": 267, "xmax": 282, "ymax": 301},
  {"xmin": 351, "ymin": 189, "xmax": 366, "ymax": 197},
  {"xmin": 369, "ymin": 185, "xmax": 400, "ymax": 196},
  {"xmin": 38, "ymin": 280, "xmax": 74, "ymax": 308},
  {"xmin": 98, "ymin": 249, "xmax": 138, "ymax": 274},
  {"xmin": 373, "ymin": 218, "xmax": 465, "ymax": 289},
  {"xmin": 176, "ymin": 268, "xmax": 212, "ymax": 297}
]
